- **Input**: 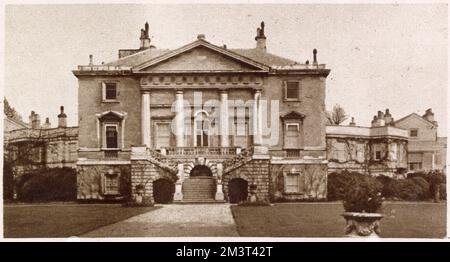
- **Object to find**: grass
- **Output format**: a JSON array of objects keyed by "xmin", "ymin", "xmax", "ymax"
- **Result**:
[
  {"xmin": 231, "ymin": 202, "xmax": 447, "ymax": 238},
  {"xmin": 3, "ymin": 204, "xmax": 159, "ymax": 238}
]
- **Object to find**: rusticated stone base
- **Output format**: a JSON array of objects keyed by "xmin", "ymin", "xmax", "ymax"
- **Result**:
[
  {"xmin": 130, "ymin": 160, "xmax": 178, "ymax": 204},
  {"xmin": 223, "ymin": 159, "xmax": 271, "ymax": 202},
  {"xmin": 270, "ymin": 163, "xmax": 327, "ymax": 201},
  {"xmin": 77, "ymin": 164, "xmax": 131, "ymax": 201}
]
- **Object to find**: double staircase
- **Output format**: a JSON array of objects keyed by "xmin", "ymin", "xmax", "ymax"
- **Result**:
[{"xmin": 182, "ymin": 176, "xmax": 217, "ymax": 202}]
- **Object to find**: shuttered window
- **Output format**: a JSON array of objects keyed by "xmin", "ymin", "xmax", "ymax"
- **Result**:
[{"xmin": 285, "ymin": 82, "xmax": 300, "ymax": 100}]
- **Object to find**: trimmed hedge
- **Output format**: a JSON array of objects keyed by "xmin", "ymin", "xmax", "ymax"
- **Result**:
[
  {"xmin": 17, "ymin": 167, "xmax": 77, "ymax": 202},
  {"xmin": 328, "ymin": 170, "xmax": 446, "ymax": 201}
]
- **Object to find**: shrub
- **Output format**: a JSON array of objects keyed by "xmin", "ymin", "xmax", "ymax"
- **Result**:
[
  {"xmin": 342, "ymin": 174, "xmax": 383, "ymax": 213},
  {"xmin": 409, "ymin": 176, "xmax": 430, "ymax": 200},
  {"xmin": 17, "ymin": 167, "xmax": 76, "ymax": 202},
  {"xmin": 327, "ymin": 171, "xmax": 366, "ymax": 201},
  {"xmin": 439, "ymin": 183, "xmax": 447, "ymax": 200}
]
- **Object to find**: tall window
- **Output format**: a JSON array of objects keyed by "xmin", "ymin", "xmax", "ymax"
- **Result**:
[
  {"xmin": 156, "ymin": 122, "xmax": 171, "ymax": 149},
  {"xmin": 105, "ymin": 125, "xmax": 118, "ymax": 148},
  {"xmin": 285, "ymin": 124, "xmax": 299, "ymax": 148},
  {"xmin": 195, "ymin": 112, "xmax": 210, "ymax": 147},
  {"xmin": 285, "ymin": 81, "xmax": 300, "ymax": 100}
]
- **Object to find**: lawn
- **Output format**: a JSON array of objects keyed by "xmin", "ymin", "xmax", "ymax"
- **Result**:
[
  {"xmin": 3, "ymin": 204, "xmax": 159, "ymax": 238},
  {"xmin": 231, "ymin": 202, "xmax": 447, "ymax": 238}
]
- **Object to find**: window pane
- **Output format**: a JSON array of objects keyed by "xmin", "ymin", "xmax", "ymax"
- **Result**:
[
  {"xmin": 105, "ymin": 83, "xmax": 117, "ymax": 100},
  {"xmin": 285, "ymin": 173, "xmax": 299, "ymax": 193},
  {"xmin": 286, "ymin": 82, "xmax": 299, "ymax": 99},
  {"xmin": 106, "ymin": 126, "xmax": 118, "ymax": 148}
]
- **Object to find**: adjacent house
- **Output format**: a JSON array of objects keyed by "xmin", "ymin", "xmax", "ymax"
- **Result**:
[{"xmin": 393, "ymin": 109, "xmax": 447, "ymax": 173}]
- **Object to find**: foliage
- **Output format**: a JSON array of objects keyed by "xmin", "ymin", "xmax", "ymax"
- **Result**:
[
  {"xmin": 327, "ymin": 170, "xmax": 366, "ymax": 201},
  {"xmin": 326, "ymin": 104, "xmax": 348, "ymax": 125},
  {"xmin": 17, "ymin": 167, "xmax": 77, "ymax": 202},
  {"xmin": 342, "ymin": 174, "xmax": 383, "ymax": 213},
  {"xmin": 3, "ymin": 98, "xmax": 22, "ymax": 120},
  {"xmin": 3, "ymin": 162, "xmax": 15, "ymax": 200}
]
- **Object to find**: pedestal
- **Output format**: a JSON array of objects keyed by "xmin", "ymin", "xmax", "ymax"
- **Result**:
[
  {"xmin": 215, "ymin": 184, "xmax": 224, "ymax": 201},
  {"xmin": 174, "ymin": 183, "xmax": 183, "ymax": 201}
]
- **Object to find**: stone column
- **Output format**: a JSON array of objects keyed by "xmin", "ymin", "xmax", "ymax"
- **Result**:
[
  {"xmin": 141, "ymin": 91, "xmax": 151, "ymax": 147},
  {"xmin": 175, "ymin": 90, "xmax": 185, "ymax": 147},
  {"xmin": 220, "ymin": 90, "xmax": 229, "ymax": 147},
  {"xmin": 253, "ymin": 89, "xmax": 263, "ymax": 146}
]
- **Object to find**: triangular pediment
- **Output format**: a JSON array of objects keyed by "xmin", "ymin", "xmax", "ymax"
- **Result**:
[
  {"xmin": 281, "ymin": 111, "xmax": 306, "ymax": 120},
  {"xmin": 133, "ymin": 40, "xmax": 269, "ymax": 72}
]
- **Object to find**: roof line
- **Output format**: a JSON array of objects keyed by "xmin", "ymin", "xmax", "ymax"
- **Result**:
[
  {"xmin": 132, "ymin": 39, "xmax": 270, "ymax": 71},
  {"xmin": 394, "ymin": 112, "xmax": 437, "ymax": 127}
]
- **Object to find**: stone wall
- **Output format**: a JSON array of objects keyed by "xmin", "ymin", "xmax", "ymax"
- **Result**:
[
  {"xmin": 223, "ymin": 158, "xmax": 270, "ymax": 202},
  {"xmin": 130, "ymin": 160, "xmax": 178, "ymax": 203},
  {"xmin": 270, "ymin": 163, "xmax": 327, "ymax": 201},
  {"xmin": 77, "ymin": 164, "xmax": 131, "ymax": 200}
]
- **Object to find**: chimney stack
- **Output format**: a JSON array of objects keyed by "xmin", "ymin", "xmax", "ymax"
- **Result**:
[
  {"xmin": 89, "ymin": 54, "xmax": 93, "ymax": 66},
  {"xmin": 422, "ymin": 108, "xmax": 437, "ymax": 124},
  {"xmin": 371, "ymin": 115, "xmax": 380, "ymax": 127},
  {"xmin": 349, "ymin": 117, "xmax": 356, "ymax": 126},
  {"xmin": 29, "ymin": 111, "xmax": 41, "ymax": 129},
  {"xmin": 376, "ymin": 110, "xmax": 385, "ymax": 126},
  {"xmin": 384, "ymin": 108, "xmax": 393, "ymax": 125},
  {"xmin": 140, "ymin": 22, "xmax": 151, "ymax": 50},
  {"xmin": 58, "ymin": 106, "xmax": 67, "ymax": 128},
  {"xmin": 255, "ymin": 21, "xmax": 267, "ymax": 52},
  {"xmin": 42, "ymin": 117, "xmax": 51, "ymax": 129}
]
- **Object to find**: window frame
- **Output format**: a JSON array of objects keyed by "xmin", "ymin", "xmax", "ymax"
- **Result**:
[
  {"xmin": 283, "ymin": 172, "xmax": 304, "ymax": 194},
  {"xmin": 103, "ymin": 123, "xmax": 120, "ymax": 150},
  {"xmin": 284, "ymin": 81, "xmax": 300, "ymax": 101},
  {"xmin": 101, "ymin": 81, "xmax": 119, "ymax": 103},
  {"xmin": 409, "ymin": 129, "xmax": 419, "ymax": 138},
  {"xmin": 154, "ymin": 121, "xmax": 172, "ymax": 149},
  {"xmin": 102, "ymin": 173, "xmax": 121, "ymax": 195}
]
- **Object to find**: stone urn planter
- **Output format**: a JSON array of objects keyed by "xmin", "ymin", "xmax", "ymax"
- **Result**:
[
  {"xmin": 248, "ymin": 184, "xmax": 258, "ymax": 203},
  {"xmin": 342, "ymin": 212, "xmax": 383, "ymax": 238},
  {"xmin": 341, "ymin": 175, "xmax": 384, "ymax": 238},
  {"xmin": 135, "ymin": 184, "xmax": 145, "ymax": 205}
]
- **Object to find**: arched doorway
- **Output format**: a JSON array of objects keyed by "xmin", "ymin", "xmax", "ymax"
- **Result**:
[
  {"xmin": 190, "ymin": 165, "xmax": 213, "ymax": 177},
  {"xmin": 153, "ymin": 179, "xmax": 175, "ymax": 204},
  {"xmin": 228, "ymin": 178, "xmax": 248, "ymax": 203}
]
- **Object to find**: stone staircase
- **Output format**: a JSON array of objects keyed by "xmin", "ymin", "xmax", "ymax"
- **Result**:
[{"xmin": 182, "ymin": 176, "xmax": 217, "ymax": 202}]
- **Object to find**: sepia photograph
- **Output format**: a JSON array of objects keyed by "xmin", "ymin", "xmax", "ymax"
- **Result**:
[{"xmin": 1, "ymin": 1, "xmax": 448, "ymax": 241}]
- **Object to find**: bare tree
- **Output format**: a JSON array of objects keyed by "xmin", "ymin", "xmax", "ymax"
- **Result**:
[{"xmin": 326, "ymin": 104, "xmax": 349, "ymax": 125}]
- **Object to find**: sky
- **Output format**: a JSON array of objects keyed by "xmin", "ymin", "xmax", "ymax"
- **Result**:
[{"xmin": 3, "ymin": 3, "xmax": 448, "ymax": 135}]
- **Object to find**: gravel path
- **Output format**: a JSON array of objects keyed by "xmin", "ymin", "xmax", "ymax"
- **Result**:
[{"xmin": 82, "ymin": 204, "xmax": 239, "ymax": 237}]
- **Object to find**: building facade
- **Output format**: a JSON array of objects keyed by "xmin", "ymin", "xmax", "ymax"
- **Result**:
[
  {"xmin": 4, "ymin": 107, "xmax": 78, "ymax": 176},
  {"xmin": 326, "ymin": 119, "xmax": 408, "ymax": 178},
  {"xmin": 73, "ymin": 22, "xmax": 330, "ymax": 203},
  {"xmin": 393, "ymin": 109, "xmax": 447, "ymax": 173}
]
